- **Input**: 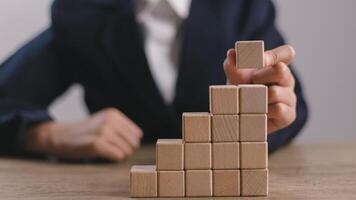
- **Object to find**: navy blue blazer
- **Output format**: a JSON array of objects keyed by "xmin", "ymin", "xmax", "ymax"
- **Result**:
[{"xmin": 0, "ymin": 0, "xmax": 308, "ymax": 157}]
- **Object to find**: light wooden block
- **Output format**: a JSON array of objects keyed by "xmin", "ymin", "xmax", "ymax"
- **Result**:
[
  {"xmin": 212, "ymin": 142, "xmax": 239, "ymax": 169},
  {"xmin": 212, "ymin": 115, "xmax": 239, "ymax": 142},
  {"xmin": 240, "ymin": 142, "xmax": 268, "ymax": 169},
  {"xmin": 235, "ymin": 40, "xmax": 264, "ymax": 69},
  {"xmin": 156, "ymin": 139, "xmax": 184, "ymax": 170},
  {"xmin": 185, "ymin": 143, "xmax": 211, "ymax": 169},
  {"xmin": 239, "ymin": 84, "xmax": 267, "ymax": 114},
  {"xmin": 158, "ymin": 171, "xmax": 185, "ymax": 197},
  {"xmin": 209, "ymin": 85, "xmax": 239, "ymax": 114},
  {"xmin": 183, "ymin": 112, "xmax": 211, "ymax": 142},
  {"xmin": 240, "ymin": 114, "xmax": 267, "ymax": 142},
  {"xmin": 130, "ymin": 165, "xmax": 157, "ymax": 197},
  {"xmin": 185, "ymin": 170, "xmax": 213, "ymax": 197},
  {"xmin": 213, "ymin": 170, "xmax": 240, "ymax": 196},
  {"xmin": 241, "ymin": 169, "xmax": 268, "ymax": 196}
]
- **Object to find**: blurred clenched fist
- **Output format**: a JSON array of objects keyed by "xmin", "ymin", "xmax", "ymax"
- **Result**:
[{"xmin": 26, "ymin": 108, "xmax": 143, "ymax": 161}]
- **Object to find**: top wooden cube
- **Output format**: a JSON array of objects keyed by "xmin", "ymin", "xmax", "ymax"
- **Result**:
[
  {"xmin": 235, "ymin": 41, "xmax": 264, "ymax": 69},
  {"xmin": 183, "ymin": 112, "xmax": 211, "ymax": 142},
  {"xmin": 209, "ymin": 85, "xmax": 239, "ymax": 114}
]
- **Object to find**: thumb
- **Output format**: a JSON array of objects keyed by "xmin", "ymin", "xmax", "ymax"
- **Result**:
[{"xmin": 223, "ymin": 49, "xmax": 255, "ymax": 85}]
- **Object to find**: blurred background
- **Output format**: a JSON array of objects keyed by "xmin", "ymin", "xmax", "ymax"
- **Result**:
[{"xmin": 1, "ymin": 0, "xmax": 355, "ymax": 142}]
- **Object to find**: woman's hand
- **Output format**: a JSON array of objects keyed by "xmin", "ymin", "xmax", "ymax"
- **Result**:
[
  {"xmin": 26, "ymin": 108, "xmax": 143, "ymax": 161},
  {"xmin": 224, "ymin": 45, "xmax": 297, "ymax": 134}
]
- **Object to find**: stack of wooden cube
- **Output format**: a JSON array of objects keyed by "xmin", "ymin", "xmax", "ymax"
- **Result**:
[{"xmin": 130, "ymin": 41, "xmax": 268, "ymax": 197}]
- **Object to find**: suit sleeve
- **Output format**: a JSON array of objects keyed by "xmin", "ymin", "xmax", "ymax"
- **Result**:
[
  {"xmin": 239, "ymin": 0, "xmax": 309, "ymax": 152},
  {"xmin": 0, "ymin": 28, "xmax": 73, "ymax": 156}
]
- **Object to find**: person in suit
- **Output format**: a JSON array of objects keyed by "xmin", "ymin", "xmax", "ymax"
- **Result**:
[{"xmin": 0, "ymin": 0, "xmax": 308, "ymax": 161}]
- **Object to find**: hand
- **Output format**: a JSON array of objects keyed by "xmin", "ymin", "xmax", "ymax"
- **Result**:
[
  {"xmin": 223, "ymin": 45, "xmax": 297, "ymax": 134},
  {"xmin": 26, "ymin": 108, "xmax": 143, "ymax": 161}
]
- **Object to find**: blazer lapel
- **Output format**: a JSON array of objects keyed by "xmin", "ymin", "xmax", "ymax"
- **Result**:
[
  {"xmin": 174, "ymin": 0, "xmax": 229, "ymax": 113},
  {"xmin": 100, "ymin": 1, "xmax": 171, "ymax": 118}
]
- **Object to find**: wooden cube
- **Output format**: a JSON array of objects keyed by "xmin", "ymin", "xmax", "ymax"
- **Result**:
[
  {"xmin": 130, "ymin": 165, "xmax": 157, "ymax": 197},
  {"xmin": 213, "ymin": 170, "xmax": 240, "ymax": 196},
  {"xmin": 239, "ymin": 84, "xmax": 267, "ymax": 114},
  {"xmin": 185, "ymin": 143, "xmax": 211, "ymax": 169},
  {"xmin": 186, "ymin": 170, "xmax": 213, "ymax": 197},
  {"xmin": 212, "ymin": 142, "xmax": 239, "ymax": 169},
  {"xmin": 212, "ymin": 115, "xmax": 239, "ymax": 142},
  {"xmin": 158, "ymin": 171, "xmax": 185, "ymax": 197},
  {"xmin": 240, "ymin": 114, "xmax": 267, "ymax": 142},
  {"xmin": 156, "ymin": 139, "xmax": 184, "ymax": 170},
  {"xmin": 241, "ymin": 169, "xmax": 268, "ymax": 196},
  {"xmin": 235, "ymin": 41, "xmax": 264, "ymax": 69},
  {"xmin": 183, "ymin": 112, "xmax": 211, "ymax": 142},
  {"xmin": 209, "ymin": 85, "xmax": 239, "ymax": 114},
  {"xmin": 240, "ymin": 142, "xmax": 268, "ymax": 169}
]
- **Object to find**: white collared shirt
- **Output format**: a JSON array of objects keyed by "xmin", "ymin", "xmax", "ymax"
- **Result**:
[{"xmin": 135, "ymin": 0, "xmax": 192, "ymax": 105}]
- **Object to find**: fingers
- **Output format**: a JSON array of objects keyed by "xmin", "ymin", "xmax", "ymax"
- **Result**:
[
  {"xmin": 105, "ymin": 129, "xmax": 134, "ymax": 155},
  {"xmin": 252, "ymin": 62, "xmax": 295, "ymax": 88},
  {"xmin": 115, "ymin": 124, "xmax": 141, "ymax": 149},
  {"xmin": 264, "ymin": 45, "xmax": 295, "ymax": 67},
  {"xmin": 116, "ymin": 111, "xmax": 143, "ymax": 139},
  {"xmin": 268, "ymin": 86, "xmax": 296, "ymax": 107},
  {"xmin": 108, "ymin": 111, "xmax": 142, "ymax": 148},
  {"xmin": 227, "ymin": 48, "xmax": 235, "ymax": 62},
  {"xmin": 223, "ymin": 48, "xmax": 256, "ymax": 85},
  {"xmin": 267, "ymin": 103, "xmax": 296, "ymax": 134},
  {"xmin": 93, "ymin": 139, "xmax": 125, "ymax": 161},
  {"xmin": 88, "ymin": 126, "xmax": 131, "ymax": 161},
  {"xmin": 93, "ymin": 124, "xmax": 138, "ymax": 161},
  {"xmin": 91, "ymin": 108, "xmax": 143, "ymax": 161},
  {"xmin": 224, "ymin": 45, "xmax": 295, "ymax": 85},
  {"xmin": 266, "ymin": 85, "xmax": 297, "ymax": 134},
  {"xmin": 223, "ymin": 49, "xmax": 237, "ymax": 84}
]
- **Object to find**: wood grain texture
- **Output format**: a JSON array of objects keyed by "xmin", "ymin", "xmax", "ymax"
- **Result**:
[
  {"xmin": 212, "ymin": 142, "xmax": 239, "ymax": 169},
  {"xmin": 240, "ymin": 114, "xmax": 267, "ymax": 142},
  {"xmin": 158, "ymin": 170, "xmax": 184, "ymax": 197},
  {"xmin": 209, "ymin": 85, "xmax": 239, "ymax": 114},
  {"xmin": 213, "ymin": 170, "xmax": 240, "ymax": 196},
  {"xmin": 241, "ymin": 169, "xmax": 268, "ymax": 196},
  {"xmin": 130, "ymin": 165, "xmax": 157, "ymax": 197},
  {"xmin": 240, "ymin": 142, "xmax": 268, "ymax": 169},
  {"xmin": 156, "ymin": 139, "xmax": 184, "ymax": 170},
  {"xmin": 1, "ymin": 142, "xmax": 356, "ymax": 199},
  {"xmin": 183, "ymin": 112, "xmax": 211, "ymax": 142},
  {"xmin": 212, "ymin": 115, "xmax": 239, "ymax": 142},
  {"xmin": 239, "ymin": 84, "xmax": 268, "ymax": 114},
  {"xmin": 185, "ymin": 170, "xmax": 213, "ymax": 197},
  {"xmin": 235, "ymin": 40, "xmax": 264, "ymax": 69},
  {"xmin": 185, "ymin": 143, "xmax": 212, "ymax": 169}
]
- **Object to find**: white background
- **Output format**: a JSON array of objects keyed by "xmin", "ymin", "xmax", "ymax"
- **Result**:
[{"xmin": 1, "ymin": 0, "xmax": 355, "ymax": 142}]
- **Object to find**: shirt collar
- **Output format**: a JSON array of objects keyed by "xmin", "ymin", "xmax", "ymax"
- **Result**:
[
  {"xmin": 136, "ymin": 0, "xmax": 191, "ymax": 20},
  {"xmin": 166, "ymin": 0, "xmax": 191, "ymax": 19}
]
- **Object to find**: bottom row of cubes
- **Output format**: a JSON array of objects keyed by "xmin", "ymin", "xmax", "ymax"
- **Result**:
[{"xmin": 130, "ymin": 165, "xmax": 268, "ymax": 197}]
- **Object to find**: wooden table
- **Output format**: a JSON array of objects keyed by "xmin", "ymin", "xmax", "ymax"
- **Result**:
[{"xmin": 1, "ymin": 141, "xmax": 356, "ymax": 199}]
